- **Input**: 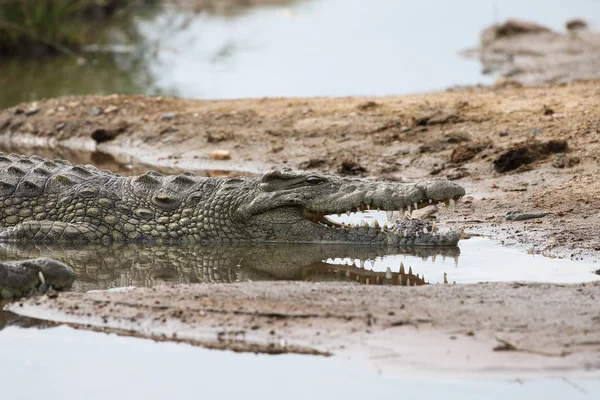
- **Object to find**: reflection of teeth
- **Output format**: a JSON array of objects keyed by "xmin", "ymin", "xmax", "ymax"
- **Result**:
[
  {"xmin": 346, "ymin": 211, "xmax": 351, "ymax": 216},
  {"xmin": 38, "ymin": 271, "xmax": 46, "ymax": 286},
  {"xmin": 423, "ymin": 227, "xmax": 428, "ymax": 234},
  {"xmin": 432, "ymin": 220, "xmax": 437, "ymax": 232},
  {"xmin": 374, "ymin": 220, "xmax": 380, "ymax": 228},
  {"xmin": 399, "ymin": 262, "xmax": 405, "ymax": 274}
]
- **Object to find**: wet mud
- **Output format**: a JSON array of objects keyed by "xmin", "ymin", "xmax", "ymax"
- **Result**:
[{"xmin": 8, "ymin": 280, "xmax": 600, "ymax": 374}]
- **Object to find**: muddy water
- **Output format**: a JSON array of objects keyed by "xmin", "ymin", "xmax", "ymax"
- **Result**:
[
  {"xmin": 1, "ymin": 237, "xmax": 598, "ymax": 291},
  {"xmin": 0, "ymin": 324, "xmax": 598, "ymax": 399},
  {"xmin": 2, "ymin": 0, "xmax": 600, "ymax": 108}
]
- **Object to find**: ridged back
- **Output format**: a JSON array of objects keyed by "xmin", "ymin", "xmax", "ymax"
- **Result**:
[{"xmin": 0, "ymin": 153, "xmax": 118, "ymax": 201}]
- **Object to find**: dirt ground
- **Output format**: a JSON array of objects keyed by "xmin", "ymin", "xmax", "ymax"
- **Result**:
[{"xmin": 2, "ymin": 81, "xmax": 600, "ymax": 373}]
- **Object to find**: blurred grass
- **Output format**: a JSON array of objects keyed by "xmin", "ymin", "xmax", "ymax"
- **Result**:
[{"xmin": 0, "ymin": 0, "xmax": 150, "ymax": 56}]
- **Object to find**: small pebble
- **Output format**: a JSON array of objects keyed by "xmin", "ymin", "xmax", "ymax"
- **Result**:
[{"xmin": 209, "ymin": 150, "xmax": 231, "ymax": 160}]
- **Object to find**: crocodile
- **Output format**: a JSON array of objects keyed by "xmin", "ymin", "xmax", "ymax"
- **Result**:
[
  {"xmin": 0, "ymin": 153, "xmax": 465, "ymax": 245},
  {"xmin": 1, "ymin": 242, "xmax": 458, "ymax": 290}
]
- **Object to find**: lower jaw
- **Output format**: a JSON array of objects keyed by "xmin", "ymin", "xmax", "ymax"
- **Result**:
[{"xmin": 308, "ymin": 229, "xmax": 461, "ymax": 246}]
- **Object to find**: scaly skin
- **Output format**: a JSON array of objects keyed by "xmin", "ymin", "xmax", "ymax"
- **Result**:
[
  {"xmin": 0, "ymin": 153, "xmax": 465, "ymax": 245},
  {"xmin": 0, "ymin": 243, "xmax": 459, "ymax": 290}
]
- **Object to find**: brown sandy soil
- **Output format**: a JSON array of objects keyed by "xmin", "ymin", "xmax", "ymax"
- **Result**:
[
  {"xmin": 7, "ymin": 280, "xmax": 600, "ymax": 375},
  {"xmin": 1, "ymin": 81, "xmax": 600, "ymax": 259}
]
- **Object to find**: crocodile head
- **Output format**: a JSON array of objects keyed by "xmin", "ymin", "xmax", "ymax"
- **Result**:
[{"xmin": 232, "ymin": 168, "xmax": 465, "ymax": 245}]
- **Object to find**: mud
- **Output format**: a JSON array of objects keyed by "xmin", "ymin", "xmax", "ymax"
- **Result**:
[{"xmin": 8, "ymin": 280, "xmax": 600, "ymax": 375}]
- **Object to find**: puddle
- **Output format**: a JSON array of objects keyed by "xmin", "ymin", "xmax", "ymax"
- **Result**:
[
  {"xmin": 3, "ymin": 0, "xmax": 600, "ymax": 107},
  {"xmin": 1, "ymin": 237, "xmax": 597, "ymax": 292},
  {"xmin": 0, "ymin": 144, "xmax": 256, "ymax": 177},
  {"xmin": 0, "ymin": 324, "xmax": 598, "ymax": 399}
]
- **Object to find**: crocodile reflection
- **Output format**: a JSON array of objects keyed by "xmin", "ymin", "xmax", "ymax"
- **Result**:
[{"xmin": 0, "ymin": 243, "xmax": 460, "ymax": 291}]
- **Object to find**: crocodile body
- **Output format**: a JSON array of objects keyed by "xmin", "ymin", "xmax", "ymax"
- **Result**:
[{"xmin": 0, "ymin": 153, "xmax": 465, "ymax": 245}]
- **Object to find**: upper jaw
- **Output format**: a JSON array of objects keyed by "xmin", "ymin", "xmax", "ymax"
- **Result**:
[{"xmin": 306, "ymin": 179, "xmax": 465, "ymax": 216}]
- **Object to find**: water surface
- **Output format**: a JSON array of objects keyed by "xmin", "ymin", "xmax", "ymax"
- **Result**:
[
  {"xmin": 1, "ymin": 237, "xmax": 597, "ymax": 291},
  {"xmin": 0, "ymin": 325, "xmax": 597, "ymax": 399},
  {"xmin": 2, "ymin": 0, "xmax": 600, "ymax": 107}
]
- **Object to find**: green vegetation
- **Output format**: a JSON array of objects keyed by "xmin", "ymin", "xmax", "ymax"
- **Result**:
[{"xmin": 0, "ymin": 0, "xmax": 148, "ymax": 56}]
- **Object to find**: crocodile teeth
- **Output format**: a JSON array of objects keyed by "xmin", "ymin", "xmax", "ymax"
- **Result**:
[
  {"xmin": 393, "ymin": 211, "xmax": 401, "ymax": 220},
  {"xmin": 386, "ymin": 211, "xmax": 393, "ymax": 221},
  {"xmin": 423, "ymin": 227, "xmax": 428, "ymax": 234},
  {"xmin": 385, "ymin": 267, "xmax": 392, "ymax": 279},
  {"xmin": 450, "ymin": 198, "xmax": 455, "ymax": 209},
  {"xmin": 407, "ymin": 205, "xmax": 412, "ymax": 215},
  {"xmin": 432, "ymin": 220, "xmax": 437, "ymax": 232},
  {"xmin": 413, "ymin": 202, "xmax": 418, "ymax": 210},
  {"xmin": 373, "ymin": 220, "xmax": 380, "ymax": 228}
]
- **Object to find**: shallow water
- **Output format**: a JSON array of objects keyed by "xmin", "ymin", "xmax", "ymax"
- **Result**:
[
  {"xmin": 1, "ymin": 237, "xmax": 597, "ymax": 291},
  {"xmin": 0, "ymin": 324, "xmax": 598, "ymax": 399},
  {"xmin": 2, "ymin": 0, "xmax": 600, "ymax": 107}
]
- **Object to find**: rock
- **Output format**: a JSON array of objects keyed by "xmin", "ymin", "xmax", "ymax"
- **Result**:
[
  {"xmin": 209, "ymin": 150, "xmax": 231, "ymax": 160},
  {"xmin": 90, "ymin": 107, "xmax": 103, "ymax": 116},
  {"xmin": 552, "ymin": 154, "xmax": 580, "ymax": 169},
  {"xmin": 104, "ymin": 105, "xmax": 118, "ymax": 114},
  {"xmin": 24, "ymin": 103, "xmax": 40, "ymax": 116},
  {"xmin": 506, "ymin": 211, "xmax": 551, "ymax": 221},
  {"xmin": 160, "ymin": 112, "xmax": 178, "ymax": 120},
  {"xmin": 499, "ymin": 130, "xmax": 509, "ymax": 137},
  {"xmin": 356, "ymin": 101, "xmax": 380, "ymax": 111},
  {"xmin": 566, "ymin": 19, "xmax": 587, "ymax": 31},
  {"xmin": 481, "ymin": 19, "xmax": 551, "ymax": 46}
]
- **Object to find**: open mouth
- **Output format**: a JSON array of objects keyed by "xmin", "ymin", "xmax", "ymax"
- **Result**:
[{"xmin": 304, "ymin": 196, "xmax": 462, "ymax": 236}]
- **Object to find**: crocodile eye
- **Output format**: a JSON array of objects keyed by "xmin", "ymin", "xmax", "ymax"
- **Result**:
[{"xmin": 306, "ymin": 176, "xmax": 324, "ymax": 185}]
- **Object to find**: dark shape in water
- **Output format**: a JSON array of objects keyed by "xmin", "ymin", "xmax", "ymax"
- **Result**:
[
  {"xmin": 0, "ymin": 257, "xmax": 76, "ymax": 299},
  {"xmin": 0, "ymin": 243, "xmax": 460, "ymax": 291}
]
